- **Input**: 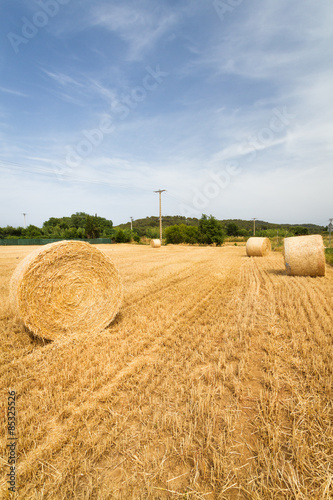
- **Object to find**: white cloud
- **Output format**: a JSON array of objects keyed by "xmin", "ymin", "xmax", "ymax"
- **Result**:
[
  {"xmin": 1, "ymin": 0, "xmax": 332, "ymax": 227},
  {"xmin": 0, "ymin": 87, "xmax": 29, "ymax": 98},
  {"xmin": 90, "ymin": 3, "xmax": 180, "ymax": 60}
]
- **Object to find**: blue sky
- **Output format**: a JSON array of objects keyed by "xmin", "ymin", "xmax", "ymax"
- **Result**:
[{"xmin": 0, "ymin": 0, "xmax": 332, "ymax": 228}]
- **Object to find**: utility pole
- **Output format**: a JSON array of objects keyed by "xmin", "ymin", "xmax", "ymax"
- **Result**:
[
  {"xmin": 130, "ymin": 217, "xmax": 133, "ymax": 231},
  {"xmin": 329, "ymin": 218, "xmax": 333, "ymax": 246},
  {"xmin": 154, "ymin": 189, "xmax": 166, "ymax": 241},
  {"xmin": 22, "ymin": 213, "xmax": 27, "ymax": 229},
  {"xmin": 253, "ymin": 218, "xmax": 256, "ymax": 236}
]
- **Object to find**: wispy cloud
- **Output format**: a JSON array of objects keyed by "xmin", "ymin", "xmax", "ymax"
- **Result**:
[
  {"xmin": 90, "ymin": 3, "xmax": 180, "ymax": 60},
  {"xmin": 0, "ymin": 87, "xmax": 29, "ymax": 98},
  {"xmin": 1, "ymin": 0, "xmax": 332, "ymax": 227},
  {"xmin": 41, "ymin": 70, "xmax": 85, "ymax": 88},
  {"xmin": 183, "ymin": 1, "xmax": 333, "ymax": 83}
]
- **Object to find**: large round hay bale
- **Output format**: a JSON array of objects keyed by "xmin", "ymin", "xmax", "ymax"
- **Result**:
[
  {"xmin": 10, "ymin": 240, "xmax": 122, "ymax": 340},
  {"xmin": 150, "ymin": 239, "xmax": 161, "ymax": 248},
  {"xmin": 283, "ymin": 235, "xmax": 325, "ymax": 277},
  {"xmin": 246, "ymin": 237, "xmax": 271, "ymax": 257}
]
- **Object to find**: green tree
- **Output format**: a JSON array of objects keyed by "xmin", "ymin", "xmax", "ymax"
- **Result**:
[
  {"xmin": 198, "ymin": 214, "xmax": 225, "ymax": 246},
  {"xmin": 76, "ymin": 227, "xmax": 86, "ymax": 239},
  {"xmin": 146, "ymin": 227, "xmax": 160, "ymax": 239},
  {"xmin": 165, "ymin": 224, "xmax": 199, "ymax": 245},
  {"xmin": 183, "ymin": 225, "xmax": 199, "ymax": 244},
  {"xmin": 132, "ymin": 232, "xmax": 141, "ymax": 243},
  {"xmin": 238, "ymin": 228, "xmax": 249, "ymax": 237},
  {"xmin": 62, "ymin": 227, "xmax": 78, "ymax": 239},
  {"xmin": 165, "ymin": 225, "xmax": 184, "ymax": 244},
  {"xmin": 24, "ymin": 225, "xmax": 42, "ymax": 238},
  {"xmin": 85, "ymin": 216, "xmax": 100, "ymax": 239},
  {"xmin": 292, "ymin": 226, "xmax": 309, "ymax": 235},
  {"xmin": 114, "ymin": 229, "xmax": 131, "ymax": 243},
  {"xmin": 226, "ymin": 222, "xmax": 239, "ymax": 236},
  {"xmin": 1, "ymin": 226, "xmax": 24, "ymax": 238}
]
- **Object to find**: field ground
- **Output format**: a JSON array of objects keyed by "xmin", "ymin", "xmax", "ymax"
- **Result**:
[{"xmin": 0, "ymin": 244, "xmax": 332, "ymax": 499}]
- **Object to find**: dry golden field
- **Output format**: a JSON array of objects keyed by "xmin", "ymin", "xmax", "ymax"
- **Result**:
[{"xmin": 0, "ymin": 244, "xmax": 332, "ymax": 499}]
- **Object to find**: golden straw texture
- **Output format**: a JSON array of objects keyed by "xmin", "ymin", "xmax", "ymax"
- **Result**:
[
  {"xmin": 246, "ymin": 237, "xmax": 271, "ymax": 257},
  {"xmin": 10, "ymin": 240, "xmax": 122, "ymax": 339},
  {"xmin": 150, "ymin": 239, "xmax": 161, "ymax": 248},
  {"xmin": 284, "ymin": 235, "xmax": 326, "ymax": 277}
]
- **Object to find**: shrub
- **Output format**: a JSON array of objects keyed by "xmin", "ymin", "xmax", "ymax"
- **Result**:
[
  {"xmin": 198, "ymin": 214, "xmax": 225, "ymax": 246},
  {"xmin": 165, "ymin": 225, "xmax": 184, "ymax": 244},
  {"xmin": 226, "ymin": 222, "xmax": 239, "ymax": 236},
  {"xmin": 115, "ymin": 229, "xmax": 131, "ymax": 243}
]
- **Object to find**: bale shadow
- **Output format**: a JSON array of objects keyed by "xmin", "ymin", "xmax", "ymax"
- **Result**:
[
  {"xmin": 267, "ymin": 269, "xmax": 287, "ymax": 276},
  {"xmin": 26, "ymin": 328, "xmax": 53, "ymax": 346},
  {"xmin": 108, "ymin": 311, "xmax": 123, "ymax": 328}
]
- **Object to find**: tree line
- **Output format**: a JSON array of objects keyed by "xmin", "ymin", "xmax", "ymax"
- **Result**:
[
  {"xmin": 0, "ymin": 212, "xmax": 325, "ymax": 244},
  {"xmin": 0, "ymin": 213, "xmax": 115, "ymax": 240}
]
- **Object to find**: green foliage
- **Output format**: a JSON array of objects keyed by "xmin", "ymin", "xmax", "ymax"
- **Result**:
[
  {"xmin": 198, "ymin": 214, "xmax": 225, "ymax": 246},
  {"xmin": 0, "ymin": 226, "xmax": 24, "ymax": 238},
  {"xmin": 165, "ymin": 225, "xmax": 184, "ymax": 244},
  {"xmin": 117, "ymin": 216, "xmax": 199, "ymax": 238},
  {"xmin": 132, "ymin": 232, "xmax": 141, "ymax": 243},
  {"xmin": 165, "ymin": 224, "xmax": 199, "ymax": 244},
  {"xmin": 0, "ymin": 214, "xmax": 325, "ymax": 241},
  {"xmin": 43, "ymin": 212, "xmax": 113, "ymax": 239},
  {"xmin": 291, "ymin": 226, "xmax": 309, "ymax": 235},
  {"xmin": 85, "ymin": 215, "xmax": 100, "ymax": 239},
  {"xmin": 145, "ymin": 227, "xmax": 160, "ymax": 239},
  {"xmin": 234, "ymin": 220, "xmax": 322, "ymax": 233},
  {"xmin": 76, "ymin": 227, "xmax": 86, "ymax": 239},
  {"xmin": 24, "ymin": 225, "xmax": 42, "ymax": 238},
  {"xmin": 225, "ymin": 222, "xmax": 239, "ymax": 236},
  {"xmin": 114, "ymin": 229, "xmax": 131, "ymax": 243},
  {"xmin": 325, "ymin": 248, "xmax": 333, "ymax": 267},
  {"xmin": 113, "ymin": 217, "xmax": 325, "ymax": 240},
  {"xmin": 238, "ymin": 228, "xmax": 250, "ymax": 237},
  {"xmin": 183, "ymin": 225, "xmax": 199, "ymax": 244}
]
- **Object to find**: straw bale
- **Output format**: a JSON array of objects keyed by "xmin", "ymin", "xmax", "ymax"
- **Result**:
[
  {"xmin": 283, "ymin": 234, "xmax": 325, "ymax": 277},
  {"xmin": 246, "ymin": 237, "xmax": 271, "ymax": 257},
  {"xmin": 150, "ymin": 239, "xmax": 161, "ymax": 248},
  {"xmin": 10, "ymin": 240, "xmax": 122, "ymax": 339}
]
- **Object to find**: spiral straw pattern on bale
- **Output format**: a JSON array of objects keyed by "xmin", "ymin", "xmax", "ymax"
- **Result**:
[
  {"xmin": 150, "ymin": 239, "xmax": 161, "ymax": 248},
  {"xmin": 283, "ymin": 234, "xmax": 326, "ymax": 277},
  {"xmin": 246, "ymin": 237, "xmax": 271, "ymax": 257},
  {"xmin": 10, "ymin": 240, "xmax": 122, "ymax": 340}
]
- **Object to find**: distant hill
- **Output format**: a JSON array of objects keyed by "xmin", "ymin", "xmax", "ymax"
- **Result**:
[
  {"xmin": 218, "ymin": 219, "xmax": 325, "ymax": 233},
  {"xmin": 116, "ymin": 216, "xmax": 199, "ymax": 231},
  {"xmin": 116, "ymin": 216, "xmax": 325, "ymax": 234}
]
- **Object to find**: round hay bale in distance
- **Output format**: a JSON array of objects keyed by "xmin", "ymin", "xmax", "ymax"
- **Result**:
[
  {"xmin": 283, "ymin": 235, "xmax": 325, "ymax": 277},
  {"xmin": 246, "ymin": 237, "xmax": 271, "ymax": 257},
  {"xmin": 150, "ymin": 239, "xmax": 161, "ymax": 248},
  {"xmin": 10, "ymin": 240, "xmax": 122, "ymax": 340}
]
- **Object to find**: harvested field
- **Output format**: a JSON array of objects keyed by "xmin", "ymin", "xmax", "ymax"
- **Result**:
[{"xmin": 0, "ymin": 244, "xmax": 332, "ymax": 499}]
